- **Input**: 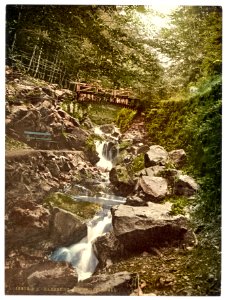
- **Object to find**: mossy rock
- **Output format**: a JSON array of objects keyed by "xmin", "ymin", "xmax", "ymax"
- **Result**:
[
  {"xmin": 5, "ymin": 136, "xmax": 31, "ymax": 151},
  {"xmin": 44, "ymin": 192, "xmax": 102, "ymax": 220}
]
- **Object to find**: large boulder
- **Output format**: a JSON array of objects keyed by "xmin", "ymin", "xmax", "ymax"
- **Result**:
[
  {"xmin": 139, "ymin": 176, "xmax": 168, "ymax": 202},
  {"xmin": 6, "ymin": 260, "xmax": 77, "ymax": 295},
  {"xmin": 169, "ymin": 149, "xmax": 187, "ymax": 168},
  {"xmin": 93, "ymin": 231, "xmax": 125, "ymax": 268},
  {"xmin": 49, "ymin": 207, "xmax": 87, "ymax": 248},
  {"xmin": 6, "ymin": 200, "xmax": 51, "ymax": 250},
  {"xmin": 174, "ymin": 174, "xmax": 199, "ymax": 196},
  {"xmin": 109, "ymin": 166, "xmax": 135, "ymax": 197},
  {"xmin": 144, "ymin": 145, "xmax": 169, "ymax": 167},
  {"xmin": 111, "ymin": 203, "xmax": 193, "ymax": 251},
  {"xmin": 145, "ymin": 165, "xmax": 165, "ymax": 177},
  {"xmin": 68, "ymin": 272, "xmax": 133, "ymax": 295},
  {"xmin": 26, "ymin": 261, "xmax": 77, "ymax": 293}
]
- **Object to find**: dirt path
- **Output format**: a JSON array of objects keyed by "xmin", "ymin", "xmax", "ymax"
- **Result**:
[
  {"xmin": 122, "ymin": 114, "xmax": 148, "ymax": 142},
  {"xmin": 5, "ymin": 149, "xmax": 84, "ymax": 159}
]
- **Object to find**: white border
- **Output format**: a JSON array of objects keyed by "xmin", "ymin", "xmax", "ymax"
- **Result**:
[{"xmin": 1, "ymin": 1, "xmax": 226, "ymax": 300}]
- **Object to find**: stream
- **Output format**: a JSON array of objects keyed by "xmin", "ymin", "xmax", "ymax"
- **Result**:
[{"xmin": 51, "ymin": 126, "xmax": 124, "ymax": 281}]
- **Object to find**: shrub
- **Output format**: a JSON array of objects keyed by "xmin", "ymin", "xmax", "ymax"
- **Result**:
[{"xmin": 116, "ymin": 108, "xmax": 137, "ymax": 132}]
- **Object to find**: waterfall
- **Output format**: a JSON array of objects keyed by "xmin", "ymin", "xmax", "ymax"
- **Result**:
[
  {"xmin": 51, "ymin": 125, "xmax": 122, "ymax": 281},
  {"xmin": 51, "ymin": 210, "xmax": 112, "ymax": 281},
  {"xmin": 95, "ymin": 126, "xmax": 119, "ymax": 171},
  {"xmin": 95, "ymin": 141, "xmax": 113, "ymax": 171}
]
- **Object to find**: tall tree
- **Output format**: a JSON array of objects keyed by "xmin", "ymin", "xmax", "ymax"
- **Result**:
[
  {"xmin": 6, "ymin": 5, "xmax": 163, "ymax": 92},
  {"xmin": 150, "ymin": 6, "xmax": 222, "ymax": 90}
]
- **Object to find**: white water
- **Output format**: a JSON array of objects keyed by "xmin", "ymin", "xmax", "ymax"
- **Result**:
[
  {"xmin": 52, "ymin": 125, "xmax": 122, "ymax": 281},
  {"xmin": 95, "ymin": 140, "xmax": 113, "ymax": 171},
  {"xmin": 51, "ymin": 210, "xmax": 112, "ymax": 281},
  {"xmin": 95, "ymin": 125, "xmax": 119, "ymax": 171}
]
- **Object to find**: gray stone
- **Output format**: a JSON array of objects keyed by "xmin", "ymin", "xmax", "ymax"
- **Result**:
[
  {"xmin": 174, "ymin": 174, "xmax": 199, "ymax": 196},
  {"xmin": 93, "ymin": 231, "xmax": 125, "ymax": 268},
  {"xmin": 169, "ymin": 149, "xmax": 187, "ymax": 168},
  {"xmin": 145, "ymin": 165, "xmax": 165, "ymax": 177},
  {"xmin": 99, "ymin": 124, "xmax": 115, "ymax": 134},
  {"xmin": 125, "ymin": 195, "xmax": 148, "ymax": 206},
  {"xmin": 27, "ymin": 261, "xmax": 77, "ymax": 291},
  {"xmin": 139, "ymin": 176, "xmax": 168, "ymax": 201},
  {"xmin": 68, "ymin": 271, "xmax": 133, "ymax": 295},
  {"xmin": 109, "ymin": 166, "xmax": 135, "ymax": 197},
  {"xmin": 144, "ymin": 145, "xmax": 169, "ymax": 167},
  {"xmin": 50, "ymin": 207, "xmax": 87, "ymax": 247},
  {"xmin": 111, "ymin": 203, "xmax": 191, "ymax": 251}
]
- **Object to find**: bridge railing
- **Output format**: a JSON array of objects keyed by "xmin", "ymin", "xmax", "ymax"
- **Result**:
[{"xmin": 69, "ymin": 82, "xmax": 139, "ymax": 107}]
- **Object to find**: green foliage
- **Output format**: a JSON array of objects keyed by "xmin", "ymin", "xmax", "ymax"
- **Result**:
[
  {"xmin": 166, "ymin": 196, "xmax": 190, "ymax": 216},
  {"xmin": 132, "ymin": 154, "xmax": 145, "ymax": 173},
  {"xmin": 146, "ymin": 75, "xmax": 221, "ymax": 220},
  {"xmin": 85, "ymin": 135, "xmax": 96, "ymax": 152},
  {"xmin": 6, "ymin": 5, "xmax": 163, "ymax": 92},
  {"xmin": 118, "ymin": 140, "xmax": 132, "ymax": 151},
  {"xmin": 148, "ymin": 6, "xmax": 222, "ymax": 92},
  {"xmin": 5, "ymin": 136, "xmax": 31, "ymax": 150},
  {"xmin": 88, "ymin": 103, "xmax": 122, "ymax": 125},
  {"xmin": 116, "ymin": 108, "xmax": 137, "ymax": 132},
  {"xmin": 44, "ymin": 192, "xmax": 101, "ymax": 220}
]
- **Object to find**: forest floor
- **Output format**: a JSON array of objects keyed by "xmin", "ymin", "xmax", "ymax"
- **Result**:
[{"xmin": 101, "ymin": 213, "xmax": 221, "ymax": 296}]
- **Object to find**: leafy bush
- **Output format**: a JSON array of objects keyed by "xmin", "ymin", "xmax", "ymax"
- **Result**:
[
  {"xmin": 132, "ymin": 154, "xmax": 145, "ymax": 173},
  {"xmin": 116, "ymin": 108, "xmax": 137, "ymax": 132},
  {"xmin": 145, "ymin": 75, "xmax": 222, "ymax": 220}
]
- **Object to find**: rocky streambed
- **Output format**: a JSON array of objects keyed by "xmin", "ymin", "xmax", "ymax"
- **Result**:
[{"xmin": 5, "ymin": 72, "xmax": 221, "ymax": 296}]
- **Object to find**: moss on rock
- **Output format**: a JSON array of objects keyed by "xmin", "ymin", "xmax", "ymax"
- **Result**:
[{"xmin": 44, "ymin": 192, "xmax": 102, "ymax": 220}]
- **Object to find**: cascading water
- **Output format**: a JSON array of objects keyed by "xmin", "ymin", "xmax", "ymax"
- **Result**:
[
  {"xmin": 94, "ymin": 126, "xmax": 119, "ymax": 171},
  {"xmin": 51, "ymin": 125, "xmax": 123, "ymax": 281},
  {"xmin": 52, "ymin": 210, "xmax": 112, "ymax": 281}
]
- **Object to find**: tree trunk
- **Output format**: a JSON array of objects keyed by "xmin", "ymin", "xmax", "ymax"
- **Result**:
[
  {"xmin": 10, "ymin": 6, "xmax": 22, "ymax": 54},
  {"xmin": 49, "ymin": 50, "xmax": 59, "ymax": 83},
  {"xmin": 27, "ymin": 44, "xmax": 38, "ymax": 73},
  {"xmin": 34, "ymin": 44, "xmax": 43, "ymax": 77}
]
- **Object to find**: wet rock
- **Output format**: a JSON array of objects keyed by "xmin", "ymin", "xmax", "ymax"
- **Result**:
[
  {"xmin": 109, "ymin": 165, "xmax": 135, "ymax": 197},
  {"xmin": 93, "ymin": 231, "xmax": 125, "ymax": 268},
  {"xmin": 99, "ymin": 124, "xmax": 115, "ymax": 134},
  {"xmin": 169, "ymin": 149, "xmax": 187, "ymax": 168},
  {"xmin": 139, "ymin": 176, "xmax": 168, "ymax": 202},
  {"xmin": 111, "ymin": 203, "xmax": 191, "ymax": 251},
  {"xmin": 68, "ymin": 271, "xmax": 133, "ymax": 295},
  {"xmin": 125, "ymin": 195, "xmax": 148, "ymax": 206},
  {"xmin": 144, "ymin": 145, "xmax": 169, "ymax": 167},
  {"xmin": 50, "ymin": 207, "xmax": 87, "ymax": 248},
  {"xmin": 174, "ymin": 174, "xmax": 199, "ymax": 196}
]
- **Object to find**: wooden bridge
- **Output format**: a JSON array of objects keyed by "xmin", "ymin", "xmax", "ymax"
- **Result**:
[{"xmin": 69, "ymin": 82, "xmax": 140, "ymax": 107}]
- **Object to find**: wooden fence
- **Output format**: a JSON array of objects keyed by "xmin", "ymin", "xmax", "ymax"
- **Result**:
[{"xmin": 9, "ymin": 52, "xmax": 140, "ymax": 107}]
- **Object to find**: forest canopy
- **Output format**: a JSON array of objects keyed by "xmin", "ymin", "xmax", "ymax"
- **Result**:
[{"xmin": 6, "ymin": 5, "xmax": 221, "ymax": 98}]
